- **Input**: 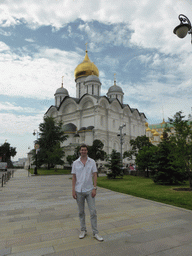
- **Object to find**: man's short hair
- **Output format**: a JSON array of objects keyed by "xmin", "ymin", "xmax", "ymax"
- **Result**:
[{"xmin": 79, "ymin": 144, "xmax": 88, "ymax": 150}]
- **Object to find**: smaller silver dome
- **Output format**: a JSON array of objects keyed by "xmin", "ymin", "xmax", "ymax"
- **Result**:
[
  {"xmin": 108, "ymin": 85, "xmax": 123, "ymax": 93},
  {"xmin": 55, "ymin": 87, "xmax": 69, "ymax": 96},
  {"xmin": 84, "ymin": 75, "xmax": 101, "ymax": 83}
]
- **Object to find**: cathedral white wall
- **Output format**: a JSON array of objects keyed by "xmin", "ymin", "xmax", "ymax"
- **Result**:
[{"xmin": 81, "ymin": 116, "xmax": 95, "ymax": 127}]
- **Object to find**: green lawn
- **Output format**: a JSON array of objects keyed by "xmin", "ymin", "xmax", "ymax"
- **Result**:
[
  {"xmin": 29, "ymin": 168, "xmax": 71, "ymax": 175},
  {"xmin": 97, "ymin": 175, "xmax": 192, "ymax": 211}
]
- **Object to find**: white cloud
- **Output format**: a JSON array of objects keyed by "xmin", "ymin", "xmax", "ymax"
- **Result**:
[
  {"xmin": 0, "ymin": 41, "xmax": 10, "ymax": 51},
  {"xmin": 0, "ymin": 28, "xmax": 11, "ymax": 36},
  {"xmin": 78, "ymin": 23, "xmax": 131, "ymax": 51},
  {"xmin": 0, "ymin": 112, "xmax": 43, "ymax": 135},
  {"xmin": 0, "ymin": 102, "xmax": 37, "ymax": 113},
  {"xmin": 122, "ymin": 76, "xmax": 192, "ymax": 124},
  {"xmin": 100, "ymin": 55, "xmax": 119, "ymax": 68},
  {"xmin": 25, "ymin": 38, "xmax": 35, "ymax": 43},
  {"xmin": 1, "ymin": 0, "xmax": 191, "ymax": 54},
  {"xmin": 0, "ymin": 111, "xmax": 43, "ymax": 160},
  {"xmin": 0, "ymin": 45, "xmax": 82, "ymax": 99}
]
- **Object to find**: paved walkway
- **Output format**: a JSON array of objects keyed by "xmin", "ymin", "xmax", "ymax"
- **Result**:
[{"xmin": 0, "ymin": 169, "xmax": 192, "ymax": 256}]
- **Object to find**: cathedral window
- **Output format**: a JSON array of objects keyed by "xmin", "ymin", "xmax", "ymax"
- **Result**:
[
  {"xmin": 92, "ymin": 84, "xmax": 94, "ymax": 94},
  {"xmin": 98, "ymin": 85, "xmax": 99, "ymax": 96}
]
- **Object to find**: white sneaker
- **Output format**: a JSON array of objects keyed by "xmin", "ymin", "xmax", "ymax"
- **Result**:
[
  {"xmin": 94, "ymin": 234, "xmax": 104, "ymax": 241},
  {"xmin": 79, "ymin": 231, "xmax": 87, "ymax": 239}
]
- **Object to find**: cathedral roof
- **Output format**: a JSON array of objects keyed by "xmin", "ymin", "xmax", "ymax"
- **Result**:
[
  {"xmin": 108, "ymin": 84, "xmax": 123, "ymax": 93},
  {"xmin": 74, "ymin": 50, "xmax": 99, "ymax": 80},
  {"xmin": 54, "ymin": 86, "xmax": 69, "ymax": 96}
]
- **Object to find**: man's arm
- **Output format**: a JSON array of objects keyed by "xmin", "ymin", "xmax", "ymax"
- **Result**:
[
  {"xmin": 72, "ymin": 174, "xmax": 77, "ymax": 199},
  {"xmin": 92, "ymin": 172, "xmax": 97, "ymax": 198}
]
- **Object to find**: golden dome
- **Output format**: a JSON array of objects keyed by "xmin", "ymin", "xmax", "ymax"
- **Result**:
[
  {"xmin": 153, "ymin": 130, "xmax": 159, "ymax": 136},
  {"xmin": 151, "ymin": 129, "xmax": 156, "ymax": 134},
  {"xmin": 145, "ymin": 122, "xmax": 148, "ymax": 127},
  {"xmin": 74, "ymin": 50, "xmax": 99, "ymax": 80},
  {"xmin": 160, "ymin": 134, "xmax": 164, "ymax": 140},
  {"xmin": 146, "ymin": 127, "xmax": 151, "ymax": 132}
]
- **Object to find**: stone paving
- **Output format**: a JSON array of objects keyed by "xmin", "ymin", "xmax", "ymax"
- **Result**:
[{"xmin": 0, "ymin": 169, "xmax": 192, "ymax": 256}]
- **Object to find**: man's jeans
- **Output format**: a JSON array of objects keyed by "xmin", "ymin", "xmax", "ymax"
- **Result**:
[{"xmin": 76, "ymin": 191, "xmax": 98, "ymax": 235}]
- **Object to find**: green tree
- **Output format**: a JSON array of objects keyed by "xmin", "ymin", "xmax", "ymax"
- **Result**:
[
  {"xmin": 167, "ymin": 111, "xmax": 192, "ymax": 188},
  {"xmin": 88, "ymin": 140, "xmax": 107, "ymax": 161},
  {"xmin": 67, "ymin": 155, "xmax": 77, "ymax": 166},
  {"xmin": 105, "ymin": 149, "xmax": 123, "ymax": 179},
  {"xmin": 33, "ymin": 116, "xmax": 68, "ymax": 169},
  {"xmin": 136, "ymin": 145, "xmax": 157, "ymax": 178},
  {"xmin": 150, "ymin": 134, "xmax": 186, "ymax": 185},
  {"xmin": 0, "ymin": 142, "xmax": 17, "ymax": 167},
  {"xmin": 123, "ymin": 135, "xmax": 153, "ymax": 161},
  {"xmin": 123, "ymin": 135, "xmax": 154, "ymax": 177}
]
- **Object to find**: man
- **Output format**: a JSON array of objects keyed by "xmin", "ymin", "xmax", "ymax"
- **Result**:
[{"xmin": 72, "ymin": 144, "xmax": 104, "ymax": 241}]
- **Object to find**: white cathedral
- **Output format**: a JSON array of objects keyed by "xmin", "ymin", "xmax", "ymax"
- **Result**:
[{"xmin": 45, "ymin": 49, "xmax": 147, "ymax": 164}]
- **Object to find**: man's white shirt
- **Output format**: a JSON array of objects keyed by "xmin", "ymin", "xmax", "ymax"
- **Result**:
[{"xmin": 71, "ymin": 157, "xmax": 97, "ymax": 192}]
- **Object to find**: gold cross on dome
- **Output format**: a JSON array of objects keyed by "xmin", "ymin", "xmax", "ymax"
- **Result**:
[{"xmin": 85, "ymin": 42, "xmax": 88, "ymax": 51}]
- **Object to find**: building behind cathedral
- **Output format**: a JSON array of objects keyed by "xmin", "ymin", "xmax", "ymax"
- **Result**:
[{"xmin": 45, "ymin": 50, "xmax": 147, "ymax": 164}]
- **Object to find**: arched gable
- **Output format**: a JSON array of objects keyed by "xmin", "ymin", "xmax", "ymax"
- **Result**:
[
  {"xmin": 78, "ymin": 94, "xmax": 97, "ymax": 110},
  {"xmin": 140, "ymin": 113, "xmax": 147, "ymax": 120},
  {"xmin": 45, "ymin": 106, "xmax": 58, "ymax": 118},
  {"xmin": 132, "ymin": 109, "xmax": 140, "ymax": 120},
  {"xmin": 58, "ymin": 98, "xmax": 78, "ymax": 115},
  {"xmin": 110, "ymin": 99, "xmax": 122, "ymax": 113},
  {"xmin": 98, "ymin": 96, "xmax": 110, "ymax": 109},
  {"xmin": 123, "ymin": 105, "xmax": 132, "ymax": 117}
]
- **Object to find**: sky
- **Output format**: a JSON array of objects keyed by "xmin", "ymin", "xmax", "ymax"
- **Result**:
[{"xmin": 0, "ymin": 0, "xmax": 192, "ymax": 161}]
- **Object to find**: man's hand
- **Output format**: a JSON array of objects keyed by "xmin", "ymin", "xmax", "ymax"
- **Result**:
[
  {"xmin": 92, "ymin": 189, "xmax": 96, "ymax": 198},
  {"xmin": 72, "ymin": 190, "xmax": 77, "ymax": 199}
]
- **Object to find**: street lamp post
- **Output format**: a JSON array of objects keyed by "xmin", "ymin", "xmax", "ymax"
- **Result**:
[
  {"xmin": 33, "ymin": 130, "xmax": 39, "ymax": 175},
  {"xmin": 173, "ymin": 14, "xmax": 192, "ymax": 43},
  {"xmin": 118, "ymin": 124, "xmax": 126, "ymax": 165}
]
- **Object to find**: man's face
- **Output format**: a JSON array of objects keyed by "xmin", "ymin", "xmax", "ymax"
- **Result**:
[{"xmin": 79, "ymin": 147, "xmax": 88, "ymax": 157}]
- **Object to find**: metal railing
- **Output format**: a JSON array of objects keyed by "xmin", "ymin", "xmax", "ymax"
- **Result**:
[{"xmin": 0, "ymin": 170, "xmax": 14, "ymax": 187}]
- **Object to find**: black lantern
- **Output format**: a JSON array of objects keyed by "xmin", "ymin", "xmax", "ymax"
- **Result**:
[{"xmin": 173, "ymin": 14, "xmax": 192, "ymax": 42}]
